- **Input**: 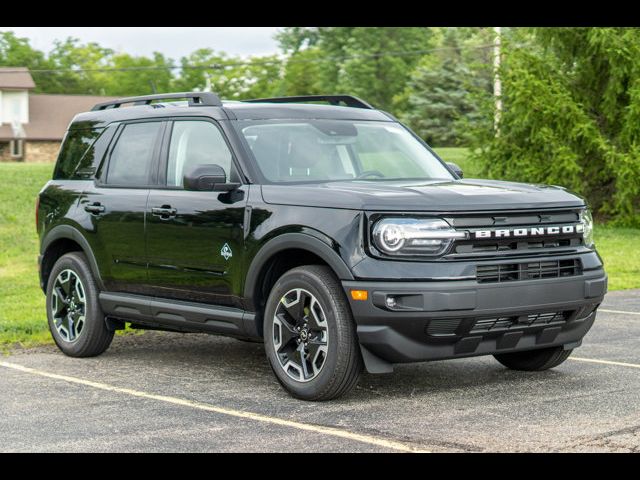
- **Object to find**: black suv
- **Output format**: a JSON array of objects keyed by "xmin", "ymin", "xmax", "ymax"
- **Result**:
[{"xmin": 37, "ymin": 92, "xmax": 607, "ymax": 400}]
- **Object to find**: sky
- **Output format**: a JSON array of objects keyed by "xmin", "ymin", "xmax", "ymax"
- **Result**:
[{"xmin": 0, "ymin": 27, "xmax": 283, "ymax": 59}]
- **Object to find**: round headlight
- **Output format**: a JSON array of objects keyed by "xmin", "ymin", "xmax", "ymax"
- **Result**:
[
  {"xmin": 372, "ymin": 218, "xmax": 467, "ymax": 256},
  {"xmin": 379, "ymin": 224, "xmax": 405, "ymax": 251}
]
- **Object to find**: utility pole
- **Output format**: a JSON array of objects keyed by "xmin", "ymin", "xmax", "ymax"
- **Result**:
[
  {"xmin": 204, "ymin": 73, "xmax": 213, "ymax": 93},
  {"xmin": 493, "ymin": 26, "xmax": 502, "ymax": 133}
]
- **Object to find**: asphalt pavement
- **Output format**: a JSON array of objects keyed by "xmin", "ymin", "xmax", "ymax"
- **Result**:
[{"xmin": 1, "ymin": 289, "xmax": 639, "ymax": 452}]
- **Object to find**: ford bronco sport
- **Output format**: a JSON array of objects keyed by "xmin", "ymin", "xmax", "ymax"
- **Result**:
[{"xmin": 36, "ymin": 92, "xmax": 608, "ymax": 400}]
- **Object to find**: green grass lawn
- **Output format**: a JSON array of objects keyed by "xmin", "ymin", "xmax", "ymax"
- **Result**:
[
  {"xmin": 0, "ymin": 163, "xmax": 53, "ymax": 348},
  {"xmin": 1, "ymin": 161, "xmax": 638, "ymax": 348}
]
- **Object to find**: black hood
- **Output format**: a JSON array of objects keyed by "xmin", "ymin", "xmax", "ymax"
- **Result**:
[{"xmin": 260, "ymin": 178, "xmax": 586, "ymax": 212}]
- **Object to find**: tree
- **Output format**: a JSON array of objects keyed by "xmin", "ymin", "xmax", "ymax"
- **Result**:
[
  {"xmin": 279, "ymin": 47, "xmax": 325, "ymax": 96},
  {"xmin": 399, "ymin": 28, "xmax": 494, "ymax": 146},
  {"xmin": 45, "ymin": 38, "xmax": 114, "ymax": 94},
  {"xmin": 172, "ymin": 49, "xmax": 283, "ymax": 100},
  {"xmin": 102, "ymin": 52, "xmax": 174, "ymax": 96},
  {"xmin": 467, "ymin": 27, "xmax": 640, "ymax": 226},
  {"xmin": 0, "ymin": 31, "xmax": 55, "ymax": 91},
  {"xmin": 277, "ymin": 27, "xmax": 434, "ymax": 111}
]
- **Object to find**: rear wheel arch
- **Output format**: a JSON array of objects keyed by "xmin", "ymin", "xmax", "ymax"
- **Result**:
[{"xmin": 41, "ymin": 225, "xmax": 104, "ymax": 293}]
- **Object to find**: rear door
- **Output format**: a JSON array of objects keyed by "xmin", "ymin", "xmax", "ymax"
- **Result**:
[
  {"xmin": 146, "ymin": 118, "xmax": 248, "ymax": 307},
  {"xmin": 79, "ymin": 120, "xmax": 165, "ymax": 294}
]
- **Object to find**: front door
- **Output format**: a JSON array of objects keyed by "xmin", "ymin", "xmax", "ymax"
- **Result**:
[{"xmin": 146, "ymin": 119, "xmax": 247, "ymax": 308}]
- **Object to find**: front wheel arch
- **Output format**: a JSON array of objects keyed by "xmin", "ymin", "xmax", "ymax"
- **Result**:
[{"xmin": 243, "ymin": 233, "xmax": 354, "ymax": 337}]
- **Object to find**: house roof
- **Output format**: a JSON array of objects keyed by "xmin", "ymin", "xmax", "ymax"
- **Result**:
[
  {"xmin": 0, "ymin": 94, "xmax": 119, "ymax": 141},
  {"xmin": 0, "ymin": 67, "xmax": 36, "ymax": 89}
]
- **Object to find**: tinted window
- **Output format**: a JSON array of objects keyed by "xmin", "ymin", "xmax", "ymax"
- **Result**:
[
  {"xmin": 236, "ymin": 120, "xmax": 452, "ymax": 183},
  {"xmin": 54, "ymin": 128, "xmax": 103, "ymax": 179},
  {"xmin": 167, "ymin": 121, "xmax": 233, "ymax": 187},
  {"xmin": 106, "ymin": 122, "xmax": 162, "ymax": 186}
]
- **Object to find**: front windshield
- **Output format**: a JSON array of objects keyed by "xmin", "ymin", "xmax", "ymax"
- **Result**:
[{"xmin": 235, "ymin": 120, "xmax": 454, "ymax": 183}]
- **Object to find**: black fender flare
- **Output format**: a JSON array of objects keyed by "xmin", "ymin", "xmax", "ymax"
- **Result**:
[
  {"xmin": 40, "ymin": 225, "xmax": 105, "ymax": 291},
  {"xmin": 243, "ymin": 232, "xmax": 354, "ymax": 310}
]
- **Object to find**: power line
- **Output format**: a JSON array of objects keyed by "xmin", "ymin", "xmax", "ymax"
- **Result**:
[{"xmin": 0, "ymin": 43, "xmax": 502, "ymax": 75}]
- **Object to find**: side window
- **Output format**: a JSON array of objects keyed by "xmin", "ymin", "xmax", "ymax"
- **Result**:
[
  {"xmin": 166, "ymin": 121, "xmax": 234, "ymax": 187},
  {"xmin": 106, "ymin": 122, "xmax": 162, "ymax": 186},
  {"xmin": 54, "ymin": 128, "xmax": 103, "ymax": 180}
]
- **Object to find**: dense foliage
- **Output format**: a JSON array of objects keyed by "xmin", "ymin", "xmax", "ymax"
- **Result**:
[
  {"xmin": 469, "ymin": 28, "xmax": 640, "ymax": 226},
  {"xmin": 398, "ymin": 28, "xmax": 493, "ymax": 146}
]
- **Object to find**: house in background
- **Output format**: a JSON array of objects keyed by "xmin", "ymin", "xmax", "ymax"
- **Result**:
[{"xmin": 0, "ymin": 67, "xmax": 117, "ymax": 162}]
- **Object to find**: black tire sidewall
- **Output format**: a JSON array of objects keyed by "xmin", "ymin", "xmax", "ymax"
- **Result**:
[
  {"xmin": 46, "ymin": 252, "xmax": 111, "ymax": 357},
  {"xmin": 494, "ymin": 346, "xmax": 572, "ymax": 371},
  {"xmin": 264, "ymin": 267, "xmax": 353, "ymax": 400}
]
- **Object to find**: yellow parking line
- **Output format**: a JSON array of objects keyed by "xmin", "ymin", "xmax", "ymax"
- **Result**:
[
  {"xmin": 570, "ymin": 357, "xmax": 640, "ymax": 369},
  {"xmin": 599, "ymin": 308, "xmax": 640, "ymax": 316},
  {"xmin": 0, "ymin": 360, "xmax": 429, "ymax": 453}
]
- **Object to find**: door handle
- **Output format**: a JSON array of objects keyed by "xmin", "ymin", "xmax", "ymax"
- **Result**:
[
  {"xmin": 84, "ymin": 202, "xmax": 106, "ymax": 215},
  {"xmin": 151, "ymin": 206, "xmax": 177, "ymax": 219}
]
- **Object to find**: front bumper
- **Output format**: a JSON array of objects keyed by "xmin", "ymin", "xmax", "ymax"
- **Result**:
[{"xmin": 343, "ymin": 268, "xmax": 607, "ymax": 367}]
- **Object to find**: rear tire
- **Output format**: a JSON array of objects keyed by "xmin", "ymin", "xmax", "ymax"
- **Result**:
[
  {"xmin": 46, "ymin": 252, "xmax": 114, "ymax": 357},
  {"xmin": 264, "ymin": 265, "xmax": 363, "ymax": 401},
  {"xmin": 494, "ymin": 346, "xmax": 573, "ymax": 371}
]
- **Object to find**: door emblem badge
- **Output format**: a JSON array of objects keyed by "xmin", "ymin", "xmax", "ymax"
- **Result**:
[{"xmin": 221, "ymin": 243, "xmax": 233, "ymax": 261}]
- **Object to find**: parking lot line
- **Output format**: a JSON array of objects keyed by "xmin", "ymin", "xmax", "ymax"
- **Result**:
[
  {"xmin": 0, "ymin": 360, "xmax": 429, "ymax": 453},
  {"xmin": 570, "ymin": 357, "xmax": 640, "ymax": 369},
  {"xmin": 599, "ymin": 309, "xmax": 640, "ymax": 316}
]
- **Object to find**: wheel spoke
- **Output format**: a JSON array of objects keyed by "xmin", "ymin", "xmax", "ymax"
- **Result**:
[
  {"xmin": 67, "ymin": 314, "xmax": 76, "ymax": 340},
  {"xmin": 59, "ymin": 274, "xmax": 72, "ymax": 296},
  {"xmin": 297, "ymin": 344, "xmax": 311, "ymax": 380},
  {"xmin": 306, "ymin": 298, "xmax": 326, "ymax": 331},
  {"xmin": 54, "ymin": 286, "xmax": 68, "ymax": 305},
  {"xmin": 277, "ymin": 314, "xmax": 298, "ymax": 346},
  {"xmin": 52, "ymin": 291, "xmax": 66, "ymax": 316},
  {"xmin": 283, "ymin": 289, "xmax": 309, "ymax": 322},
  {"xmin": 74, "ymin": 277, "xmax": 86, "ymax": 303},
  {"xmin": 76, "ymin": 315, "xmax": 85, "ymax": 336},
  {"xmin": 306, "ymin": 338, "xmax": 327, "ymax": 363}
]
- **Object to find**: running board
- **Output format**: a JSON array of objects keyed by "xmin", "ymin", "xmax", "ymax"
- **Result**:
[{"xmin": 99, "ymin": 292, "xmax": 256, "ymax": 337}]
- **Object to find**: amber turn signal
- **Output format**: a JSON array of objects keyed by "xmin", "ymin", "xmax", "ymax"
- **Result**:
[{"xmin": 350, "ymin": 290, "xmax": 368, "ymax": 301}]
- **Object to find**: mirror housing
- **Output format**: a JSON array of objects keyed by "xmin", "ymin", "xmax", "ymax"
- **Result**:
[
  {"xmin": 446, "ymin": 162, "xmax": 463, "ymax": 178},
  {"xmin": 183, "ymin": 164, "xmax": 239, "ymax": 191}
]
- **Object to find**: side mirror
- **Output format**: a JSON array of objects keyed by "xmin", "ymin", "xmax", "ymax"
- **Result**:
[
  {"xmin": 446, "ymin": 162, "xmax": 463, "ymax": 178},
  {"xmin": 183, "ymin": 164, "xmax": 239, "ymax": 191}
]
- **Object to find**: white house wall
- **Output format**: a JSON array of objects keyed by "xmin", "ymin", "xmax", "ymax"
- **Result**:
[{"xmin": 0, "ymin": 90, "xmax": 29, "ymax": 125}]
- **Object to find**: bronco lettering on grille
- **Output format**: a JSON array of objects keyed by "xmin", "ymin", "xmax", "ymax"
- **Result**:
[{"xmin": 473, "ymin": 224, "xmax": 584, "ymax": 239}]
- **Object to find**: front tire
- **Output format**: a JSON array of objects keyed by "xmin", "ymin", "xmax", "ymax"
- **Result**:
[
  {"xmin": 46, "ymin": 252, "xmax": 114, "ymax": 357},
  {"xmin": 264, "ymin": 265, "xmax": 363, "ymax": 401},
  {"xmin": 494, "ymin": 346, "xmax": 573, "ymax": 371}
]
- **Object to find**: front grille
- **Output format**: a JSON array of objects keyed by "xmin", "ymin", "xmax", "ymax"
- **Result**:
[
  {"xmin": 476, "ymin": 259, "xmax": 582, "ymax": 283},
  {"xmin": 470, "ymin": 311, "xmax": 570, "ymax": 334},
  {"xmin": 454, "ymin": 238, "xmax": 579, "ymax": 255},
  {"xmin": 443, "ymin": 209, "xmax": 584, "ymax": 258},
  {"xmin": 425, "ymin": 318, "xmax": 461, "ymax": 336},
  {"xmin": 426, "ymin": 310, "xmax": 573, "ymax": 337}
]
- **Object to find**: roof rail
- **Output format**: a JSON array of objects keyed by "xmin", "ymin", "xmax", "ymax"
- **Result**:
[
  {"xmin": 91, "ymin": 92, "xmax": 222, "ymax": 111},
  {"xmin": 243, "ymin": 95, "xmax": 373, "ymax": 109}
]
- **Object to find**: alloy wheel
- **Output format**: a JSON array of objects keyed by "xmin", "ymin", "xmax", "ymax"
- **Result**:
[
  {"xmin": 51, "ymin": 269, "xmax": 86, "ymax": 342},
  {"xmin": 272, "ymin": 288, "xmax": 329, "ymax": 382}
]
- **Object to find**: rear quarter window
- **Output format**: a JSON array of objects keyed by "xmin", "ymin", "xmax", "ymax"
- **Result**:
[{"xmin": 53, "ymin": 126, "xmax": 115, "ymax": 180}]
